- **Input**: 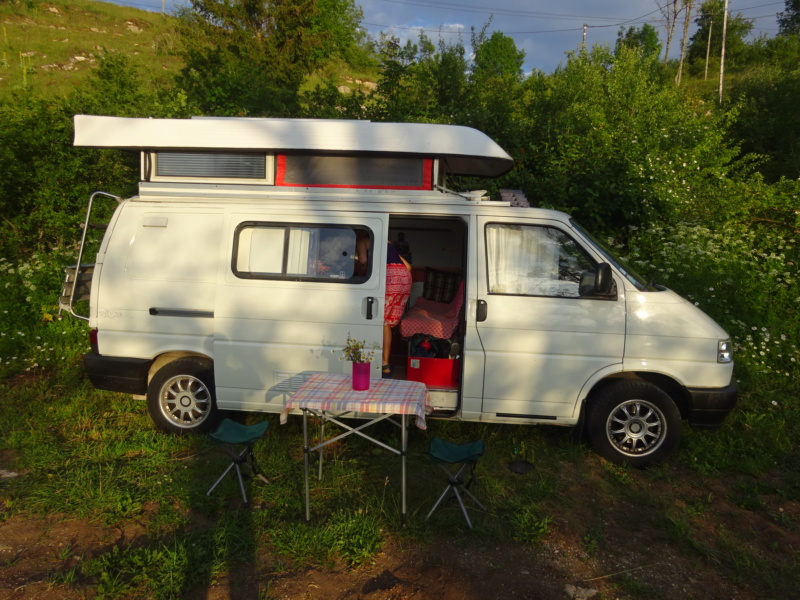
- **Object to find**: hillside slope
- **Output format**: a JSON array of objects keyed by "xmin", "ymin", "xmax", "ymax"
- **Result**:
[{"xmin": 0, "ymin": 0, "xmax": 181, "ymax": 101}]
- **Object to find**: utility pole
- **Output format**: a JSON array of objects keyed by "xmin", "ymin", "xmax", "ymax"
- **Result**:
[
  {"xmin": 161, "ymin": 0, "xmax": 165, "ymax": 14},
  {"xmin": 704, "ymin": 20, "xmax": 713, "ymax": 80},
  {"xmin": 719, "ymin": 0, "xmax": 729, "ymax": 104},
  {"xmin": 582, "ymin": 24, "xmax": 587, "ymax": 46}
]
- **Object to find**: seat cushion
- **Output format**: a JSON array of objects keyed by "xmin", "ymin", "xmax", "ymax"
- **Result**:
[
  {"xmin": 210, "ymin": 419, "xmax": 269, "ymax": 444},
  {"xmin": 427, "ymin": 437, "xmax": 484, "ymax": 464},
  {"xmin": 422, "ymin": 268, "xmax": 461, "ymax": 303}
]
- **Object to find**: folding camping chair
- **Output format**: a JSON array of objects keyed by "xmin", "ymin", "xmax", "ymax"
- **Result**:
[
  {"xmin": 425, "ymin": 437, "xmax": 487, "ymax": 529},
  {"xmin": 206, "ymin": 418, "xmax": 270, "ymax": 507}
]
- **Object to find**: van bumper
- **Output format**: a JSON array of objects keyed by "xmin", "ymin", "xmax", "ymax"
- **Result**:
[
  {"xmin": 686, "ymin": 380, "xmax": 738, "ymax": 428},
  {"xmin": 83, "ymin": 352, "xmax": 152, "ymax": 395}
]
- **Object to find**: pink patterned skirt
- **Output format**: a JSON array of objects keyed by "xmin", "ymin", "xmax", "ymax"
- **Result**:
[{"xmin": 385, "ymin": 263, "xmax": 412, "ymax": 326}]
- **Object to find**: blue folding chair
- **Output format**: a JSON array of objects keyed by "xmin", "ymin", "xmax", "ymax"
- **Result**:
[
  {"xmin": 425, "ymin": 437, "xmax": 487, "ymax": 528},
  {"xmin": 206, "ymin": 419, "xmax": 269, "ymax": 507}
]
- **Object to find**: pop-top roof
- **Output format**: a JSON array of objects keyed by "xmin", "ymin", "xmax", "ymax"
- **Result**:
[{"xmin": 73, "ymin": 115, "xmax": 514, "ymax": 178}]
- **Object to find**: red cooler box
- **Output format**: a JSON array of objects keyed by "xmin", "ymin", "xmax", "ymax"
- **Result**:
[{"xmin": 407, "ymin": 356, "xmax": 460, "ymax": 389}]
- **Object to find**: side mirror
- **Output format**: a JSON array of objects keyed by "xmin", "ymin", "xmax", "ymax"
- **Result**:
[
  {"xmin": 595, "ymin": 263, "xmax": 613, "ymax": 295},
  {"xmin": 579, "ymin": 263, "xmax": 615, "ymax": 298}
]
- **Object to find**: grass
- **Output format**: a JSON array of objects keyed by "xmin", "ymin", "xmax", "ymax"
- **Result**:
[
  {"xmin": 2, "ymin": 362, "xmax": 800, "ymax": 598},
  {"xmin": 1, "ymin": 227, "xmax": 799, "ymax": 597},
  {"xmin": 0, "ymin": 0, "xmax": 181, "ymax": 101},
  {"xmin": 0, "ymin": 363, "xmax": 572, "ymax": 587},
  {"xmin": 0, "ymin": 0, "xmax": 379, "ymax": 105}
]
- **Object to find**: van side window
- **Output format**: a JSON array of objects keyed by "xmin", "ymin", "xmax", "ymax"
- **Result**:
[
  {"xmin": 485, "ymin": 224, "xmax": 595, "ymax": 297},
  {"xmin": 233, "ymin": 223, "xmax": 371, "ymax": 282}
]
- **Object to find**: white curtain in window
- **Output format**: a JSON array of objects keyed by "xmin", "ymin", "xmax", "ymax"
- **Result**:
[
  {"xmin": 238, "ymin": 227, "xmax": 284, "ymax": 274},
  {"xmin": 486, "ymin": 225, "xmax": 559, "ymax": 294},
  {"xmin": 287, "ymin": 228, "xmax": 314, "ymax": 275}
]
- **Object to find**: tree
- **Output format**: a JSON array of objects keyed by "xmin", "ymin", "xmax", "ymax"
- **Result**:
[
  {"xmin": 615, "ymin": 24, "xmax": 662, "ymax": 59},
  {"xmin": 686, "ymin": 0, "xmax": 754, "ymax": 75},
  {"xmin": 657, "ymin": 0, "xmax": 681, "ymax": 65},
  {"xmin": 675, "ymin": 0, "xmax": 695, "ymax": 85},
  {"xmin": 0, "ymin": 53, "xmax": 157, "ymax": 255},
  {"xmin": 778, "ymin": 0, "xmax": 800, "ymax": 35},
  {"xmin": 514, "ymin": 45, "xmax": 744, "ymax": 232},
  {"xmin": 174, "ymin": 0, "xmax": 364, "ymax": 116},
  {"xmin": 729, "ymin": 60, "xmax": 800, "ymax": 181},
  {"xmin": 371, "ymin": 35, "xmax": 424, "ymax": 122},
  {"xmin": 459, "ymin": 28, "xmax": 526, "ymax": 151},
  {"xmin": 471, "ymin": 30, "xmax": 524, "ymax": 82}
]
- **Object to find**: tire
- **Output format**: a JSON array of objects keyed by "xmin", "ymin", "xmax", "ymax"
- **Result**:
[
  {"xmin": 146, "ymin": 357, "xmax": 219, "ymax": 434},
  {"xmin": 587, "ymin": 380, "xmax": 681, "ymax": 468}
]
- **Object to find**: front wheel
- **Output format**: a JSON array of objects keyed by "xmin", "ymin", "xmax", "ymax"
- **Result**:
[
  {"xmin": 146, "ymin": 357, "xmax": 219, "ymax": 434},
  {"xmin": 587, "ymin": 380, "xmax": 681, "ymax": 467}
]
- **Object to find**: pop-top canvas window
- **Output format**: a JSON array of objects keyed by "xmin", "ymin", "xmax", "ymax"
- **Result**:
[
  {"xmin": 276, "ymin": 155, "xmax": 433, "ymax": 189},
  {"xmin": 153, "ymin": 152, "xmax": 270, "ymax": 182}
]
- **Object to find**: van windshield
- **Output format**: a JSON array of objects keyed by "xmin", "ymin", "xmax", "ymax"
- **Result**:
[{"xmin": 570, "ymin": 220, "xmax": 651, "ymax": 291}]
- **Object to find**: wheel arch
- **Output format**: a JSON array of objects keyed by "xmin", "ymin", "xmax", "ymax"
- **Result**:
[
  {"xmin": 582, "ymin": 371, "xmax": 690, "ymax": 421},
  {"xmin": 148, "ymin": 351, "xmax": 214, "ymax": 385}
]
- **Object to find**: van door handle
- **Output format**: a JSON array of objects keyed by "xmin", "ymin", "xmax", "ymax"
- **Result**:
[
  {"xmin": 366, "ymin": 297, "xmax": 375, "ymax": 320},
  {"xmin": 476, "ymin": 300, "xmax": 488, "ymax": 322}
]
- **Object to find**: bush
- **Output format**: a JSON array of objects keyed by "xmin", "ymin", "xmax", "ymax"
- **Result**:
[
  {"xmin": 0, "ymin": 250, "xmax": 89, "ymax": 380},
  {"xmin": 624, "ymin": 221, "xmax": 799, "ymax": 381}
]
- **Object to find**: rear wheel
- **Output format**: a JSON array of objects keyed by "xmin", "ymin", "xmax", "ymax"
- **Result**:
[
  {"xmin": 146, "ymin": 357, "xmax": 219, "ymax": 434},
  {"xmin": 587, "ymin": 380, "xmax": 681, "ymax": 467}
]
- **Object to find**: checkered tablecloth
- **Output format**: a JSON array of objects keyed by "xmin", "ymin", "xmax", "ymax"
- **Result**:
[{"xmin": 280, "ymin": 372, "xmax": 432, "ymax": 429}]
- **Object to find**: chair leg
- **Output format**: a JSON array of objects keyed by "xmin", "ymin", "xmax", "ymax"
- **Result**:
[
  {"xmin": 460, "ymin": 486, "xmax": 487, "ymax": 512},
  {"xmin": 451, "ymin": 485, "xmax": 474, "ymax": 529},
  {"xmin": 427, "ymin": 462, "xmax": 484, "ymax": 527},
  {"xmin": 207, "ymin": 444, "xmax": 257, "ymax": 506},
  {"xmin": 207, "ymin": 462, "xmax": 236, "ymax": 497},
  {"xmin": 426, "ymin": 483, "xmax": 455, "ymax": 521},
  {"xmin": 234, "ymin": 464, "xmax": 249, "ymax": 507}
]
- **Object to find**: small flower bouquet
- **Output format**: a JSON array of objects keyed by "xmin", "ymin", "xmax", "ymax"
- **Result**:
[{"xmin": 340, "ymin": 335, "xmax": 376, "ymax": 364}]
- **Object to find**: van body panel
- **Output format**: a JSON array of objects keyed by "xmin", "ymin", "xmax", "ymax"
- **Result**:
[
  {"xmin": 91, "ymin": 206, "xmax": 222, "ymax": 358},
  {"xmin": 213, "ymin": 212, "xmax": 387, "ymax": 410},
  {"xmin": 625, "ymin": 287, "xmax": 733, "ymax": 387},
  {"xmin": 473, "ymin": 215, "xmax": 627, "ymax": 418}
]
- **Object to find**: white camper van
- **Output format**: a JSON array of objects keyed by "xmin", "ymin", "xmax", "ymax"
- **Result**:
[{"xmin": 61, "ymin": 115, "xmax": 737, "ymax": 467}]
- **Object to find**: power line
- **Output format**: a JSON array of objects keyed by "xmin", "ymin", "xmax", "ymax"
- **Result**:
[
  {"xmin": 362, "ymin": 21, "xmax": 584, "ymax": 36},
  {"xmin": 383, "ymin": 0, "xmax": 632, "ymax": 22}
]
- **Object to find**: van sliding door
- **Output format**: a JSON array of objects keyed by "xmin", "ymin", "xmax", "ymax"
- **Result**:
[{"xmin": 213, "ymin": 212, "xmax": 388, "ymax": 412}]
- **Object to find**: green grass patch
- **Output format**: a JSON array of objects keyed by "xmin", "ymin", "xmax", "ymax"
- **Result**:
[
  {"xmin": 2, "ymin": 242, "xmax": 800, "ymax": 598},
  {"xmin": 0, "ymin": 0, "xmax": 181, "ymax": 101}
]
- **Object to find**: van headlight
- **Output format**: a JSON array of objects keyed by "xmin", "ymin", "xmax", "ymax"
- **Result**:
[{"xmin": 718, "ymin": 340, "xmax": 733, "ymax": 363}]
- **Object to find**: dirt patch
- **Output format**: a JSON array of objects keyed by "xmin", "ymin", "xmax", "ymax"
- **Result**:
[
  {"xmin": 1, "ymin": 460, "xmax": 797, "ymax": 599},
  {"xmin": 0, "ymin": 514, "xmax": 111, "ymax": 599}
]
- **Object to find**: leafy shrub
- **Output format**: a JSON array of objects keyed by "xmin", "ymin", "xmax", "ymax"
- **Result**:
[
  {"xmin": 623, "ymin": 221, "xmax": 799, "ymax": 380},
  {"xmin": 0, "ymin": 250, "xmax": 89, "ymax": 379}
]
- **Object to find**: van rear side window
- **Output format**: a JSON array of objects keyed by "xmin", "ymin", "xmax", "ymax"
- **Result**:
[{"xmin": 233, "ymin": 223, "xmax": 372, "ymax": 282}]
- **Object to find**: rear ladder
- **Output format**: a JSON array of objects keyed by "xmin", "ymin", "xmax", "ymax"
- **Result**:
[{"xmin": 58, "ymin": 191, "xmax": 121, "ymax": 321}]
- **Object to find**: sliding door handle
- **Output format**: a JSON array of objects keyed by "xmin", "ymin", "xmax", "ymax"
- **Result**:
[
  {"xmin": 476, "ymin": 299, "xmax": 488, "ymax": 322},
  {"xmin": 366, "ymin": 296, "xmax": 375, "ymax": 320}
]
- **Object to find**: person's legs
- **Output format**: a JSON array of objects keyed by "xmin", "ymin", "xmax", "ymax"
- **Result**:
[{"xmin": 382, "ymin": 323, "xmax": 392, "ymax": 370}]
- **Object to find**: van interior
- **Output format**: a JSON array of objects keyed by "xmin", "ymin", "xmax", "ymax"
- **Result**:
[{"xmin": 386, "ymin": 216, "xmax": 467, "ymax": 413}]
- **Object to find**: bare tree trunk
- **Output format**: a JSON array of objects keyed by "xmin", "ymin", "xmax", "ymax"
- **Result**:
[
  {"xmin": 675, "ymin": 0, "xmax": 695, "ymax": 85},
  {"xmin": 658, "ymin": 0, "xmax": 681, "ymax": 65},
  {"xmin": 719, "ymin": 0, "xmax": 729, "ymax": 104}
]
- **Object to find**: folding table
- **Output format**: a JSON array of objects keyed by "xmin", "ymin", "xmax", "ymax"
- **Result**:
[{"xmin": 280, "ymin": 372, "xmax": 431, "ymax": 525}]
